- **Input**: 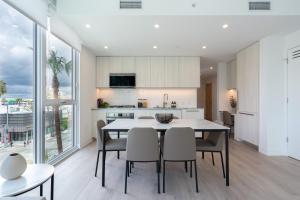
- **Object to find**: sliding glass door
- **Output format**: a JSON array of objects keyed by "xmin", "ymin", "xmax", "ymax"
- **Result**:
[{"xmin": 43, "ymin": 34, "xmax": 78, "ymax": 162}]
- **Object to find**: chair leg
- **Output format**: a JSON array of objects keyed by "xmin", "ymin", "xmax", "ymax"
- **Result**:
[
  {"xmin": 194, "ymin": 160, "xmax": 199, "ymax": 193},
  {"xmin": 117, "ymin": 151, "xmax": 120, "ymax": 159},
  {"xmin": 190, "ymin": 161, "xmax": 193, "ymax": 178},
  {"xmin": 211, "ymin": 152, "xmax": 215, "ymax": 166},
  {"xmin": 202, "ymin": 152, "xmax": 204, "ymax": 159},
  {"xmin": 220, "ymin": 152, "xmax": 225, "ymax": 178},
  {"xmin": 95, "ymin": 150, "xmax": 100, "ymax": 177},
  {"xmin": 129, "ymin": 162, "xmax": 132, "ymax": 174},
  {"xmin": 163, "ymin": 160, "xmax": 166, "ymax": 193},
  {"xmin": 157, "ymin": 161, "xmax": 160, "ymax": 194},
  {"xmin": 185, "ymin": 161, "xmax": 188, "ymax": 172},
  {"xmin": 125, "ymin": 161, "xmax": 128, "ymax": 194}
]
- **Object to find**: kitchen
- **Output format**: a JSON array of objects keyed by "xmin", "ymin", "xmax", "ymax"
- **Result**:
[{"xmin": 92, "ymin": 56, "xmax": 204, "ymax": 138}]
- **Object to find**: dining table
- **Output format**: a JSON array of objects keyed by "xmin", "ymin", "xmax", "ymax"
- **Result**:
[{"xmin": 101, "ymin": 118, "xmax": 230, "ymax": 187}]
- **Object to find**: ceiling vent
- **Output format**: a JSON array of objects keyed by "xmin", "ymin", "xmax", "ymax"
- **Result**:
[
  {"xmin": 249, "ymin": 1, "xmax": 271, "ymax": 10},
  {"xmin": 120, "ymin": 1, "xmax": 142, "ymax": 9}
]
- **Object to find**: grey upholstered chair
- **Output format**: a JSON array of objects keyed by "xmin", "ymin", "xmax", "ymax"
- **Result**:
[
  {"xmin": 95, "ymin": 120, "xmax": 127, "ymax": 177},
  {"xmin": 162, "ymin": 127, "xmax": 198, "ymax": 193},
  {"xmin": 196, "ymin": 132, "xmax": 225, "ymax": 178},
  {"xmin": 138, "ymin": 116, "xmax": 154, "ymax": 119},
  {"xmin": 125, "ymin": 128, "xmax": 160, "ymax": 194},
  {"xmin": 172, "ymin": 116, "xmax": 179, "ymax": 119}
]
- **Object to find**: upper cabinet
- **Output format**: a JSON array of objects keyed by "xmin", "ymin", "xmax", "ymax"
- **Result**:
[
  {"xmin": 165, "ymin": 57, "xmax": 179, "ymax": 87},
  {"xmin": 96, "ymin": 56, "xmax": 200, "ymax": 88},
  {"xmin": 150, "ymin": 57, "xmax": 165, "ymax": 87},
  {"xmin": 136, "ymin": 57, "xmax": 151, "ymax": 87},
  {"xmin": 96, "ymin": 57, "xmax": 110, "ymax": 88},
  {"xmin": 179, "ymin": 57, "xmax": 201, "ymax": 88},
  {"xmin": 122, "ymin": 57, "xmax": 136, "ymax": 73}
]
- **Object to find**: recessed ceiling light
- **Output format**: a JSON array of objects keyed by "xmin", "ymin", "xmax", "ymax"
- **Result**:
[
  {"xmin": 210, "ymin": 66, "xmax": 214, "ymax": 70},
  {"xmin": 153, "ymin": 45, "xmax": 158, "ymax": 49},
  {"xmin": 222, "ymin": 24, "xmax": 229, "ymax": 29},
  {"xmin": 12, "ymin": 24, "xmax": 18, "ymax": 28},
  {"xmin": 202, "ymin": 46, "xmax": 207, "ymax": 49},
  {"xmin": 154, "ymin": 24, "xmax": 160, "ymax": 29},
  {"xmin": 85, "ymin": 24, "xmax": 91, "ymax": 28},
  {"xmin": 104, "ymin": 46, "xmax": 108, "ymax": 49}
]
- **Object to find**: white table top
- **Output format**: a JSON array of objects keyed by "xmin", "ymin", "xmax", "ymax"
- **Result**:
[
  {"xmin": 102, "ymin": 119, "xmax": 229, "ymax": 131},
  {"xmin": 0, "ymin": 164, "xmax": 54, "ymax": 197}
]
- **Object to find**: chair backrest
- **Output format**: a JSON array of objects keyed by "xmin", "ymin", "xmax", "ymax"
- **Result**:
[
  {"xmin": 206, "ymin": 132, "xmax": 224, "ymax": 151},
  {"xmin": 96, "ymin": 120, "xmax": 111, "ymax": 149},
  {"xmin": 163, "ymin": 127, "xmax": 196, "ymax": 161},
  {"xmin": 173, "ymin": 116, "xmax": 179, "ymax": 119},
  {"xmin": 223, "ymin": 111, "xmax": 233, "ymax": 126},
  {"xmin": 138, "ymin": 116, "xmax": 154, "ymax": 119},
  {"xmin": 126, "ymin": 128, "xmax": 159, "ymax": 161}
]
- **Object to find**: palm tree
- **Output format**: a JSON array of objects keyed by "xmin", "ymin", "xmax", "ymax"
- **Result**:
[
  {"xmin": 0, "ymin": 80, "xmax": 7, "ymax": 97},
  {"xmin": 47, "ymin": 50, "xmax": 72, "ymax": 154}
]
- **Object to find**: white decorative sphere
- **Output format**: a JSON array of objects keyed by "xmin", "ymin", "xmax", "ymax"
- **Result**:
[{"xmin": 0, "ymin": 153, "xmax": 27, "ymax": 180}]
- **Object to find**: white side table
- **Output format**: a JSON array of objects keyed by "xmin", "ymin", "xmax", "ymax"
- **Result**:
[{"xmin": 0, "ymin": 164, "xmax": 54, "ymax": 200}]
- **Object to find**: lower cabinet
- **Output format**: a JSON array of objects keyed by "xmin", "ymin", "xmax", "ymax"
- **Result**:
[{"xmin": 235, "ymin": 112, "xmax": 259, "ymax": 145}]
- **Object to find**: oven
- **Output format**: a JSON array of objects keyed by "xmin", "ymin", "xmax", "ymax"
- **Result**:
[{"xmin": 106, "ymin": 112, "xmax": 134, "ymax": 124}]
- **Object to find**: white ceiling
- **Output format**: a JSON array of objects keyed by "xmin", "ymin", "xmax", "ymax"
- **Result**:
[{"xmin": 58, "ymin": 14, "xmax": 300, "ymax": 74}]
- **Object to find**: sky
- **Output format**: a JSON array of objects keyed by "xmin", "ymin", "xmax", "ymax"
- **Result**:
[
  {"xmin": 0, "ymin": 1, "xmax": 34, "ymax": 99},
  {"xmin": 0, "ymin": 1, "xmax": 73, "ymax": 99}
]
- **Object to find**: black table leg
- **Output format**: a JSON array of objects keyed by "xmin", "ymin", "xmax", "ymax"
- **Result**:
[
  {"xmin": 225, "ymin": 130, "xmax": 229, "ymax": 186},
  {"xmin": 51, "ymin": 174, "xmax": 54, "ymax": 200},
  {"xmin": 40, "ymin": 184, "xmax": 43, "ymax": 196},
  {"xmin": 102, "ymin": 130, "xmax": 107, "ymax": 187}
]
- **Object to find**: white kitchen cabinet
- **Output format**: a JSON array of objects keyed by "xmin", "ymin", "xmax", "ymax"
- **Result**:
[
  {"xmin": 182, "ymin": 108, "xmax": 204, "ymax": 119},
  {"xmin": 236, "ymin": 42, "xmax": 260, "ymax": 146},
  {"xmin": 96, "ymin": 57, "xmax": 110, "ymax": 87},
  {"xmin": 237, "ymin": 42, "xmax": 259, "ymax": 113},
  {"xmin": 122, "ymin": 57, "xmax": 136, "ymax": 73},
  {"xmin": 179, "ymin": 57, "xmax": 201, "ymax": 88},
  {"xmin": 135, "ymin": 57, "xmax": 151, "ymax": 87},
  {"xmin": 110, "ymin": 57, "xmax": 122, "ymax": 73},
  {"xmin": 165, "ymin": 57, "xmax": 179, "ymax": 87},
  {"xmin": 235, "ymin": 113, "xmax": 258, "ymax": 145},
  {"xmin": 150, "ymin": 57, "xmax": 165, "ymax": 87}
]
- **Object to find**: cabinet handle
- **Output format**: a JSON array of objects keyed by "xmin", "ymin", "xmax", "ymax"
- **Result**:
[{"xmin": 239, "ymin": 112, "xmax": 254, "ymax": 116}]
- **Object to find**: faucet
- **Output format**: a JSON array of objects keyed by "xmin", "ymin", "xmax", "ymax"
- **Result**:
[{"xmin": 163, "ymin": 93, "xmax": 168, "ymax": 108}]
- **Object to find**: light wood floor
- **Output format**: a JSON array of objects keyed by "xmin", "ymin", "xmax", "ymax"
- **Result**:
[{"xmin": 26, "ymin": 140, "xmax": 300, "ymax": 200}]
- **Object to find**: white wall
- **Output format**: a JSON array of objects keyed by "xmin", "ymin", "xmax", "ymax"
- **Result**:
[
  {"xmin": 97, "ymin": 88, "xmax": 198, "ymax": 108},
  {"xmin": 259, "ymin": 34, "xmax": 287, "ymax": 155},
  {"xmin": 79, "ymin": 46, "xmax": 97, "ymax": 147}
]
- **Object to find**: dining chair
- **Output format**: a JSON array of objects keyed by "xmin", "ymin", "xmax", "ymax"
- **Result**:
[
  {"xmin": 162, "ymin": 127, "xmax": 198, "ymax": 193},
  {"xmin": 138, "ymin": 116, "xmax": 154, "ymax": 119},
  {"xmin": 95, "ymin": 120, "xmax": 127, "ymax": 177},
  {"xmin": 125, "ymin": 128, "xmax": 160, "ymax": 194},
  {"xmin": 223, "ymin": 111, "xmax": 234, "ymax": 137},
  {"xmin": 196, "ymin": 132, "xmax": 225, "ymax": 178}
]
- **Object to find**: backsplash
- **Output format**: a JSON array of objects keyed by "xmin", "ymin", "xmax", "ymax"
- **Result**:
[{"xmin": 96, "ymin": 89, "xmax": 197, "ymax": 108}]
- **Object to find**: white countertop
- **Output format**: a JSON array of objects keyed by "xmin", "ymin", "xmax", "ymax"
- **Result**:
[
  {"xmin": 92, "ymin": 107, "xmax": 202, "ymax": 111},
  {"xmin": 102, "ymin": 119, "xmax": 229, "ymax": 131}
]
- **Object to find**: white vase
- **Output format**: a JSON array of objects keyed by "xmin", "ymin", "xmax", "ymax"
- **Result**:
[{"xmin": 0, "ymin": 153, "xmax": 27, "ymax": 180}]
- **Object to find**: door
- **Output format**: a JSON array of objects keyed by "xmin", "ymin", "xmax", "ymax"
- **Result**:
[
  {"xmin": 288, "ymin": 47, "xmax": 300, "ymax": 160},
  {"xmin": 205, "ymin": 83, "xmax": 212, "ymax": 121}
]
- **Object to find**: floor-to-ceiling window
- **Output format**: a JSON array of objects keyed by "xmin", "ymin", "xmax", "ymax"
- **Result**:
[
  {"xmin": 0, "ymin": 1, "xmax": 79, "ymax": 164},
  {"xmin": 44, "ymin": 34, "xmax": 78, "ymax": 162},
  {"xmin": 0, "ymin": 0, "xmax": 35, "ymax": 163}
]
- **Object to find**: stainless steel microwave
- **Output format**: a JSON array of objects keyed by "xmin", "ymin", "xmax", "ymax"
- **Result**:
[{"xmin": 109, "ymin": 73, "xmax": 136, "ymax": 88}]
